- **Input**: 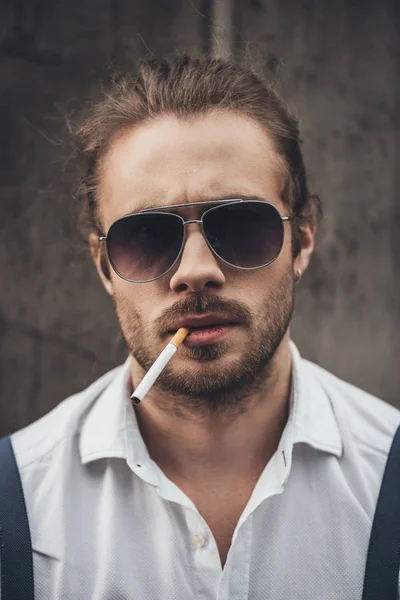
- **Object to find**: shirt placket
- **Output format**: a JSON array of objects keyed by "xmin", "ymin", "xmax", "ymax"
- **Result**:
[
  {"xmin": 217, "ymin": 517, "xmax": 252, "ymax": 600},
  {"xmin": 185, "ymin": 505, "xmax": 222, "ymax": 599},
  {"xmin": 182, "ymin": 504, "xmax": 253, "ymax": 600}
]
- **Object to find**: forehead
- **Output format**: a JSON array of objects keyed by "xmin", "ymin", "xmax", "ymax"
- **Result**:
[{"xmin": 100, "ymin": 110, "xmax": 284, "ymax": 228}]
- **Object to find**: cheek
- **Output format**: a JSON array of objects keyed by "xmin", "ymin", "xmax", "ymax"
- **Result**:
[
  {"xmin": 113, "ymin": 281, "xmax": 164, "ymax": 324},
  {"xmin": 246, "ymin": 259, "xmax": 293, "ymax": 306},
  {"xmin": 111, "ymin": 281, "xmax": 139, "ymax": 317}
]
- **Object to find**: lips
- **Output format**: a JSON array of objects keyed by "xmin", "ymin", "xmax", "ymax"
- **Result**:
[
  {"xmin": 167, "ymin": 314, "xmax": 240, "ymax": 333},
  {"xmin": 183, "ymin": 323, "xmax": 235, "ymax": 346}
]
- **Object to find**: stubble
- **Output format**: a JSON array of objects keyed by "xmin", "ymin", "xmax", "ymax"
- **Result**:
[{"xmin": 113, "ymin": 266, "xmax": 295, "ymax": 418}]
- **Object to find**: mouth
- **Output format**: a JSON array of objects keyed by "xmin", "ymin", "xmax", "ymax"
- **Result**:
[
  {"xmin": 185, "ymin": 324, "xmax": 238, "ymax": 346},
  {"xmin": 166, "ymin": 315, "xmax": 241, "ymax": 347},
  {"xmin": 167, "ymin": 315, "xmax": 240, "ymax": 335}
]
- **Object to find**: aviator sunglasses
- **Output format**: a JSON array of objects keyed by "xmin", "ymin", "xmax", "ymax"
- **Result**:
[{"xmin": 99, "ymin": 199, "xmax": 293, "ymax": 283}]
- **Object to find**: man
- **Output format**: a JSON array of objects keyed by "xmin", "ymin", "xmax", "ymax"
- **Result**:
[{"xmin": 6, "ymin": 55, "xmax": 400, "ymax": 598}]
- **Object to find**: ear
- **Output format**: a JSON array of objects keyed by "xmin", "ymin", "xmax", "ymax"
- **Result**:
[
  {"xmin": 89, "ymin": 232, "xmax": 114, "ymax": 296},
  {"xmin": 293, "ymin": 223, "xmax": 316, "ymax": 278}
]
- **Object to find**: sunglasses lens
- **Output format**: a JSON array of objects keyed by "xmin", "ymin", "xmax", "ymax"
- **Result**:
[
  {"xmin": 203, "ymin": 202, "xmax": 284, "ymax": 268},
  {"xmin": 106, "ymin": 213, "xmax": 183, "ymax": 282}
]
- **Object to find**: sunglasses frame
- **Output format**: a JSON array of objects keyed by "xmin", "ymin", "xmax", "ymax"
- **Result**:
[{"xmin": 99, "ymin": 199, "xmax": 293, "ymax": 283}]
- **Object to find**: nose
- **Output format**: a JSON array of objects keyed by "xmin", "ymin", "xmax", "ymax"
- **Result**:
[{"xmin": 169, "ymin": 223, "xmax": 226, "ymax": 293}]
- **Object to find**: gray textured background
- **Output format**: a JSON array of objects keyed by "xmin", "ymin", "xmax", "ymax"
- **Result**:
[{"xmin": 1, "ymin": 0, "xmax": 399, "ymax": 436}]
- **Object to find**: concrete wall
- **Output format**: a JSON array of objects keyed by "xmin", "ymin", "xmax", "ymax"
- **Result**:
[
  {"xmin": 237, "ymin": 0, "xmax": 400, "ymax": 405},
  {"xmin": 1, "ymin": 0, "xmax": 399, "ymax": 435}
]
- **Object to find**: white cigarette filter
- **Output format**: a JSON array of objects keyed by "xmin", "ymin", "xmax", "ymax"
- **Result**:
[{"xmin": 131, "ymin": 327, "xmax": 190, "ymax": 404}]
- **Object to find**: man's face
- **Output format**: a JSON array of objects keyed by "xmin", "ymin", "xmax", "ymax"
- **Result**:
[{"xmin": 91, "ymin": 110, "xmax": 314, "ymax": 414}]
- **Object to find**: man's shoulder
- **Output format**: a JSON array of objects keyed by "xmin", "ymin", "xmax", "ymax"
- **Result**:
[
  {"xmin": 10, "ymin": 364, "xmax": 124, "ymax": 471},
  {"xmin": 302, "ymin": 357, "xmax": 400, "ymax": 456}
]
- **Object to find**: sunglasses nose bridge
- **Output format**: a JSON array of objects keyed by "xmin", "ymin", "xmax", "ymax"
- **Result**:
[
  {"xmin": 182, "ymin": 219, "xmax": 203, "ymax": 226},
  {"xmin": 181, "ymin": 218, "xmax": 212, "ymax": 249},
  {"xmin": 177, "ymin": 218, "xmax": 217, "ymax": 264},
  {"xmin": 180, "ymin": 218, "xmax": 205, "ymax": 241}
]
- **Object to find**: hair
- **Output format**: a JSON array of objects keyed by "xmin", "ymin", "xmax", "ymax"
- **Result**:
[{"xmin": 75, "ymin": 53, "xmax": 322, "ymax": 275}]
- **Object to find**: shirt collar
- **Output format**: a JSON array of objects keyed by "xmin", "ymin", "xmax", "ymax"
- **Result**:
[
  {"xmin": 289, "ymin": 340, "xmax": 343, "ymax": 458},
  {"xmin": 79, "ymin": 341, "xmax": 343, "ymax": 467},
  {"xmin": 80, "ymin": 356, "xmax": 132, "ymax": 464}
]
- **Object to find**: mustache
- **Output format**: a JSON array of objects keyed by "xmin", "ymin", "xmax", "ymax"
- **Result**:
[{"xmin": 155, "ymin": 294, "xmax": 252, "ymax": 334}]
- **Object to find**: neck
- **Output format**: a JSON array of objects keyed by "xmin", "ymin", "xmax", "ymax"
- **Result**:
[{"xmin": 129, "ymin": 336, "xmax": 293, "ymax": 484}]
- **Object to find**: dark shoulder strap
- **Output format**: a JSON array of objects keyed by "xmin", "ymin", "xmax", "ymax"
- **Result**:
[
  {"xmin": 362, "ymin": 423, "xmax": 400, "ymax": 600},
  {"xmin": 0, "ymin": 435, "xmax": 34, "ymax": 600}
]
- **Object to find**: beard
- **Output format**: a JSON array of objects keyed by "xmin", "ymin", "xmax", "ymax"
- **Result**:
[{"xmin": 113, "ymin": 265, "xmax": 295, "ymax": 418}]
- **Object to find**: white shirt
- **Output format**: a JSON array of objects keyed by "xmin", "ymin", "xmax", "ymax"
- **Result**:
[{"xmin": 8, "ymin": 341, "xmax": 400, "ymax": 599}]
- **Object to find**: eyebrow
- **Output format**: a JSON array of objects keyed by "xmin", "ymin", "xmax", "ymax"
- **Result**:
[{"xmin": 123, "ymin": 194, "xmax": 268, "ymax": 217}]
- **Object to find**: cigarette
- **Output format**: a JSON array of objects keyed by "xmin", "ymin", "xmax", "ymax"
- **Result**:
[{"xmin": 131, "ymin": 327, "xmax": 190, "ymax": 404}]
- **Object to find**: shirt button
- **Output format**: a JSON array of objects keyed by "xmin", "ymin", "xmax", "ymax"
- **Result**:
[{"xmin": 191, "ymin": 533, "xmax": 207, "ymax": 549}]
